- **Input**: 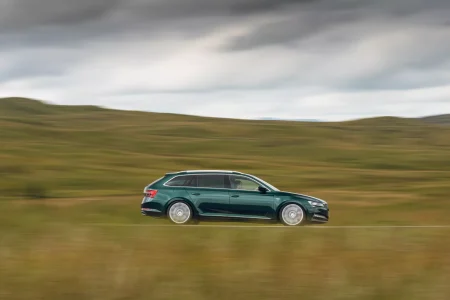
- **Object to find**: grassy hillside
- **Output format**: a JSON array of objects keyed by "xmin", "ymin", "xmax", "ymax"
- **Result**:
[
  {"xmin": 1, "ymin": 97, "xmax": 450, "ymax": 199},
  {"xmin": 2, "ymin": 96, "xmax": 450, "ymax": 224},
  {"xmin": 1, "ymin": 97, "xmax": 450, "ymax": 300}
]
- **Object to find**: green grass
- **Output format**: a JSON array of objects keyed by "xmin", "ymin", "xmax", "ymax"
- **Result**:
[{"xmin": 1, "ymin": 97, "xmax": 450, "ymax": 299}]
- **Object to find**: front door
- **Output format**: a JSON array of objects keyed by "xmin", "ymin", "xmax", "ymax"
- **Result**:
[
  {"xmin": 227, "ymin": 175, "xmax": 275, "ymax": 219},
  {"xmin": 187, "ymin": 174, "xmax": 230, "ymax": 215}
]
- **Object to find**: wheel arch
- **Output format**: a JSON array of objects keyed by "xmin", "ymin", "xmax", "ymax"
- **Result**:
[
  {"xmin": 164, "ymin": 197, "xmax": 198, "ymax": 216},
  {"xmin": 276, "ymin": 200, "xmax": 308, "ymax": 221}
]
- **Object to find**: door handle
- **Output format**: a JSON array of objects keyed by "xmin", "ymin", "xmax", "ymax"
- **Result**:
[
  {"xmin": 231, "ymin": 195, "xmax": 239, "ymax": 198},
  {"xmin": 192, "ymin": 193, "xmax": 200, "ymax": 196}
]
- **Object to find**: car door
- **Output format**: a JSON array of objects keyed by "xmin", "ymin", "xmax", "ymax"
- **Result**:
[
  {"xmin": 227, "ymin": 174, "xmax": 275, "ymax": 219},
  {"xmin": 186, "ymin": 174, "xmax": 231, "ymax": 215}
]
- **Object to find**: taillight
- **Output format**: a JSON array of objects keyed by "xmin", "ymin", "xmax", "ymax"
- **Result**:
[{"xmin": 144, "ymin": 189, "xmax": 158, "ymax": 198}]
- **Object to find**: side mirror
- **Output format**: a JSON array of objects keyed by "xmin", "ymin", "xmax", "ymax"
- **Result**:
[{"xmin": 258, "ymin": 186, "xmax": 268, "ymax": 193}]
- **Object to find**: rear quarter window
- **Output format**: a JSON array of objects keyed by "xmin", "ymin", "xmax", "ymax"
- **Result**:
[{"xmin": 164, "ymin": 175, "xmax": 197, "ymax": 187}]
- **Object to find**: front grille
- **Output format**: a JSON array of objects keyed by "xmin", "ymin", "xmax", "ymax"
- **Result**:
[{"xmin": 317, "ymin": 208, "xmax": 328, "ymax": 217}]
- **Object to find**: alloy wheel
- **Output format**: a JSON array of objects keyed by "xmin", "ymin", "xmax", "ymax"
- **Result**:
[
  {"xmin": 281, "ymin": 204, "xmax": 304, "ymax": 226},
  {"xmin": 168, "ymin": 202, "xmax": 192, "ymax": 224}
]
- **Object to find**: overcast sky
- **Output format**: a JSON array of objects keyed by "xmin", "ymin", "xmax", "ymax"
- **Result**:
[{"xmin": 0, "ymin": 0, "xmax": 449, "ymax": 120}]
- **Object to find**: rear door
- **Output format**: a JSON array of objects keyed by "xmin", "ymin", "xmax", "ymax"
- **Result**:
[
  {"xmin": 187, "ymin": 174, "xmax": 231, "ymax": 215},
  {"xmin": 227, "ymin": 174, "xmax": 275, "ymax": 219}
]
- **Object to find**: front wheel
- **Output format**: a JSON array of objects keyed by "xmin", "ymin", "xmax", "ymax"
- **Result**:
[
  {"xmin": 279, "ymin": 204, "xmax": 306, "ymax": 226},
  {"xmin": 167, "ymin": 201, "xmax": 195, "ymax": 225}
]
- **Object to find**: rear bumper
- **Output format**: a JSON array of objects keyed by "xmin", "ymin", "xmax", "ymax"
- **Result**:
[
  {"xmin": 141, "ymin": 207, "xmax": 164, "ymax": 217},
  {"xmin": 141, "ymin": 198, "xmax": 165, "ymax": 217}
]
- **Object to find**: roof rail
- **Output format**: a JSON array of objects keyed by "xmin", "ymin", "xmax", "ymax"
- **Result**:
[
  {"xmin": 165, "ymin": 170, "xmax": 245, "ymax": 175},
  {"xmin": 185, "ymin": 170, "xmax": 233, "ymax": 173},
  {"xmin": 164, "ymin": 171, "xmax": 184, "ymax": 175}
]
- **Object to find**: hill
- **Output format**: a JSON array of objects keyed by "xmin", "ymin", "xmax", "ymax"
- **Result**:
[
  {"xmin": 1, "ymin": 97, "xmax": 450, "ymax": 201},
  {"xmin": 421, "ymin": 114, "xmax": 450, "ymax": 126},
  {"xmin": 259, "ymin": 117, "xmax": 322, "ymax": 122},
  {"xmin": 0, "ymin": 97, "xmax": 106, "ymax": 116}
]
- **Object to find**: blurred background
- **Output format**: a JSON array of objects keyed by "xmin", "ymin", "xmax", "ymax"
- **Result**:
[{"xmin": 1, "ymin": 0, "xmax": 450, "ymax": 299}]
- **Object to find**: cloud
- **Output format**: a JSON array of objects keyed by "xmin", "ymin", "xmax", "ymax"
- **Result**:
[
  {"xmin": 0, "ymin": 0, "xmax": 119, "ymax": 30},
  {"xmin": 0, "ymin": 0, "xmax": 449, "ymax": 120},
  {"xmin": 0, "ymin": 0, "xmax": 316, "ymax": 32}
]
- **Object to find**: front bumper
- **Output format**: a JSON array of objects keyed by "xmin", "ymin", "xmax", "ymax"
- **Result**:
[{"xmin": 309, "ymin": 207, "xmax": 329, "ymax": 223}]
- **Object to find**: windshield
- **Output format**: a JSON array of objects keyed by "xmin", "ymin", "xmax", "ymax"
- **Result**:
[{"xmin": 248, "ymin": 174, "xmax": 280, "ymax": 191}]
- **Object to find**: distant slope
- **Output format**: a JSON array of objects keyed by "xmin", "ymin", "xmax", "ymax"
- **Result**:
[
  {"xmin": 1, "ymin": 97, "xmax": 448, "ymax": 125},
  {"xmin": 0, "ymin": 97, "xmax": 53, "ymax": 116},
  {"xmin": 421, "ymin": 114, "xmax": 450, "ymax": 126},
  {"xmin": 0, "ymin": 97, "xmax": 106, "ymax": 116},
  {"xmin": 339, "ymin": 116, "xmax": 427, "ymax": 127},
  {"xmin": 259, "ymin": 117, "xmax": 322, "ymax": 122}
]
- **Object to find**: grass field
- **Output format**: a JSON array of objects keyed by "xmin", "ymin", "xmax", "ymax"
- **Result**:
[{"xmin": 1, "ymin": 97, "xmax": 450, "ymax": 299}]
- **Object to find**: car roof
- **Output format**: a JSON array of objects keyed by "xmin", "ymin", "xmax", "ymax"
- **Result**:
[{"xmin": 165, "ymin": 170, "xmax": 246, "ymax": 175}]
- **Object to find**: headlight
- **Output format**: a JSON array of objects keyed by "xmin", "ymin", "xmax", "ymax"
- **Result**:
[{"xmin": 308, "ymin": 200, "xmax": 324, "ymax": 207}]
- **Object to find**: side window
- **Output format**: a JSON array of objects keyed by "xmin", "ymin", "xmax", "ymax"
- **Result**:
[
  {"xmin": 229, "ymin": 175, "xmax": 260, "ymax": 191},
  {"xmin": 197, "ymin": 175, "xmax": 225, "ymax": 188},
  {"xmin": 165, "ymin": 175, "xmax": 197, "ymax": 187}
]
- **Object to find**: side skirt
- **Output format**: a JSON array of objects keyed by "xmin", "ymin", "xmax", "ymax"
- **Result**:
[{"xmin": 199, "ymin": 213, "xmax": 273, "ymax": 220}]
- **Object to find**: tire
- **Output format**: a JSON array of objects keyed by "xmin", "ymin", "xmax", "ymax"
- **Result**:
[
  {"xmin": 167, "ymin": 201, "xmax": 195, "ymax": 225},
  {"xmin": 279, "ymin": 203, "xmax": 306, "ymax": 226}
]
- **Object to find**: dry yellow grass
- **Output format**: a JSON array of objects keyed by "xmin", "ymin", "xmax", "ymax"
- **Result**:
[{"xmin": 1, "ymin": 221, "xmax": 450, "ymax": 300}]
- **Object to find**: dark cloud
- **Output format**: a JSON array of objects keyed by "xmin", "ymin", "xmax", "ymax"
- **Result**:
[
  {"xmin": 2, "ymin": 0, "xmax": 449, "ymax": 33},
  {"xmin": 127, "ymin": 0, "xmax": 315, "ymax": 21},
  {"xmin": 226, "ymin": 0, "xmax": 317, "ymax": 14},
  {"xmin": 0, "ymin": 0, "xmax": 121, "ymax": 30},
  {"xmin": 0, "ymin": 0, "xmax": 318, "ymax": 52},
  {"xmin": 3, "ymin": 0, "xmax": 449, "ymax": 49},
  {"xmin": 222, "ymin": 10, "xmax": 356, "ymax": 51},
  {"xmin": 1, "ymin": 0, "xmax": 316, "ymax": 31},
  {"xmin": 223, "ymin": 0, "xmax": 450, "ymax": 51}
]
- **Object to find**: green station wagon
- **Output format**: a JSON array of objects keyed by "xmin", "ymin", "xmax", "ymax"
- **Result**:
[{"xmin": 141, "ymin": 170, "xmax": 329, "ymax": 226}]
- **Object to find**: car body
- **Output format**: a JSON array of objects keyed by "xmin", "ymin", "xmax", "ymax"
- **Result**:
[{"xmin": 141, "ymin": 170, "xmax": 329, "ymax": 226}]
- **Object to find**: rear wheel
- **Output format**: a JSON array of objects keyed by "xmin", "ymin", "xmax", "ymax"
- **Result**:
[
  {"xmin": 167, "ymin": 201, "xmax": 194, "ymax": 225},
  {"xmin": 279, "ymin": 203, "xmax": 305, "ymax": 226}
]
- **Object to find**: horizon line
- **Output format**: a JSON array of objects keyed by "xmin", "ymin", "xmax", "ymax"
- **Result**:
[{"xmin": 0, "ymin": 96, "xmax": 448, "ymax": 123}]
